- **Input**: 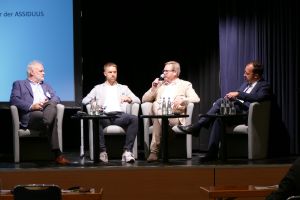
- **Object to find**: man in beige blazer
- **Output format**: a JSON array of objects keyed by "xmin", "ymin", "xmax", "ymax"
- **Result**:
[{"xmin": 142, "ymin": 61, "xmax": 200, "ymax": 162}]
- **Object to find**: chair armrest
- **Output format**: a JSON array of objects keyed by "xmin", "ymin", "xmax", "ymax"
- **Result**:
[
  {"xmin": 248, "ymin": 101, "xmax": 271, "ymax": 133},
  {"xmin": 287, "ymin": 196, "xmax": 300, "ymax": 200},
  {"xmin": 130, "ymin": 103, "xmax": 140, "ymax": 116},
  {"xmin": 172, "ymin": 102, "xmax": 194, "ymax": 132},
  {"xmin": 56, "ymin": 104, "xmax": 64, "ymax": 151},
  {"xmin": 247, "ymin": 101, "xmax": 271, "ymax": 159},
  {"xmin": 141, "ymin": 102, "xmax": 153, "ymax": 135},
  {"xmin": 86, "ymin": 104, "xmax": 91, "ymax": 114},
  {"xmin": 141, "ymin": 102, "xmax": 153, "ymax": 115},
  {"xmin": 10, "ymin": 105, "xmax": 20, "ymax": 133},
  {"xmin": 185, "ymin": 102, "xmax": 194, "ymax": 125},
  {"xmin": 56, "ymin": 104, "xmax": 64, "ymax": 122}
]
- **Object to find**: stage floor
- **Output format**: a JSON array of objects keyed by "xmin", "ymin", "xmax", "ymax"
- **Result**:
[
  {"xmin": 0, "ymin": 151, "xmax": 297, "ymax": 170},
  {"xmin": 0, "ymin": 151, "xmax": 296, "ymax": 200}
]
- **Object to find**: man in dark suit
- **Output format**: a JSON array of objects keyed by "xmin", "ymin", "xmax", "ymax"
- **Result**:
[
  {"xmin": 178, "ymin": 60, "xmax": 272, "ymax": 162},
  {"xmin": 10, "ymin": 60, "xmax": 70, "ymax": 165},
  {"xmin": 266, "ymin": 157, "xmax": 300, "ymax": 200}
]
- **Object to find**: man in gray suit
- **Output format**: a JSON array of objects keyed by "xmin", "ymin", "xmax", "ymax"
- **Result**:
[
  {"xmin": 10, "ymin": 60, "xmax": 70, "ymax": 165},
  {"xmin": 82, "ymin": 62, "xmax": 140, "ymax": 163},
  {"xmin": 142, "ymin": 61, "xmax": 200, "ymax": 162}
]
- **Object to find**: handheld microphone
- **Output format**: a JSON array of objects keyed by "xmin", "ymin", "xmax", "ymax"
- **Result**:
[
  {"xmin": 158, "ymin": 74, "xmax": 165, "ymax": 81},
  {"xmin": 153, "ymin": 74, "xmax": 165, "ymax": 87}
]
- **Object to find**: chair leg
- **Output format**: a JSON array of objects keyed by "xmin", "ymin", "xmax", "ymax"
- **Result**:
[
  {"xmin": 89, "ymin": 119, "xmax": 94, "ymax": 160},
  {"xmin": 133, "ymin": 137, "xmax": 138, "ymax": 159},
  {"xmin": 80, "ymin": 119, "xmax": 85, "ymax": 157},
  {"xmin": 14, "ymin": 134, "xmax": 20, "ymax": 163},
  {"xmin": 186, "ymin": 134, "xmax": 192, "ymax": 159}
]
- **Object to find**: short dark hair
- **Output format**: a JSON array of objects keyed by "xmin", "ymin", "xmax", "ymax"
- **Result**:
[
  {"xmin": 249, "ymin": 60, "xmax": 263, "ymax": 77},
  {"xmin": 103, "ymin": 62, "xmax": 117, "ymax": 71}
]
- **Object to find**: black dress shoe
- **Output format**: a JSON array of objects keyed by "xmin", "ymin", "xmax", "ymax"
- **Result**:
[
  {"xmin": 199, "ymin": 155, "xmax": 217, "ymax": 163},
  {"xmin": 177, "ymin": 125, "xmax": 199, "ymax": 136}
]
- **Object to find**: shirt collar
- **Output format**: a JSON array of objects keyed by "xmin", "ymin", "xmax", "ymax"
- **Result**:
[
  {"xmin": 28, "ymin": 78, "xmax": 42, "ymax": 85},
  {"xmin": 248, "ymin": 80, "xmax": 258, "ymax": 87},
  {"xmin": 105, "ymin": 81, "xmax": 118, "ymax": 86},
  {"xmin": 164, "ymin": 78, "xmax": 179, "ymax": 85}
]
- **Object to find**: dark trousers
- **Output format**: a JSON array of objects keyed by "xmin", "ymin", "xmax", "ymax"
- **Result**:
[
  {"xmin": 98, "ymin": 112, "xmax": 138, "ymax": 152},
  {"xmin": 27, "ymin": 101, "xmax": 60, "ymax": 150},
  {"xmin": 196, "ymin": 98, "xmax": 248, "ymax": 155}
]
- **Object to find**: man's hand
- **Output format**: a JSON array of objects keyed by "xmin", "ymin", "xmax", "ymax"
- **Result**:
[
  {"xmin": 120, "ymin": 95, "xmax": 132, "ymax": 103},
  {"xmin": 31, "ymin": 99, "xmax": 48, "ymax": 111},
  {"xmin": 225, "ymin": 92, "xmax": 239, "ymax": 100},
  {"xmin": 173, "ymin": 96, "xmax": 185, "ymax": 110},
  {"xmin": 151, "ymin": 78, "xmax": 160, "ymax": 88}
]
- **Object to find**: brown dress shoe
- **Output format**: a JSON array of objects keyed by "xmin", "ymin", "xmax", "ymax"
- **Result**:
[
  {"xmin": 147, "ymin": 153, "xmax": 158, "ymax": 162},
  {"xmin": 55, "ymin": 155, "xmax": 70, "ymax": 165}
]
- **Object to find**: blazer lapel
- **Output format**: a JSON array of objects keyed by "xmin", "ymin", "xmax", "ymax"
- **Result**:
[
  {"xmin": 249, "ymin": 79, "xmax": 263, "ymax": 94},
  {"xmin": 41, "ymin": 83, "xmax": 48, "ymax": 96},
  {"xmin": 25, "ymin": 80, "xmax": 34, "ymax": 97}
]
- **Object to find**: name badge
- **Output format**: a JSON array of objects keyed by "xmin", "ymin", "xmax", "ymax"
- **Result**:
[{"xmin": 46, "ymin": 92, "xmax": 51, "ymax": 98}]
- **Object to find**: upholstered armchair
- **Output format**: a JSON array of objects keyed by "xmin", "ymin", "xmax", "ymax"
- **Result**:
[
  {"xmin": 229, "ymin": 101, "xmax": 271, "ymax": 159},
  {"xmin": 85, "ymin": 103, "xmax": 139, "ymax": 160},
  {"xmin": 141, "ymin": 102, "xmax": 194, "ymax": 159},
  {"xmin": 10, "ymin": 104, "xmax": 64, "ymax": 163}
]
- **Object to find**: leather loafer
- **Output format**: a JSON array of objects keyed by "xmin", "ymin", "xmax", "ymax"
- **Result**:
[
  {"xmin": 147, "ymin": 153, "xmax": 158, "ymax": 163},
  {"xmin": 177, "ymin": 125, "xmax": 199, "ymax": 136},
  {"xmin": 55, "ymin": 155, "xmax": 70, "ymax": 165}
]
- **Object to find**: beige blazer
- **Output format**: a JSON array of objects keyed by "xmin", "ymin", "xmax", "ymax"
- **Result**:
[{"xmin": 142, "ymin": 79, "xmax": 200, "ymax": 124}]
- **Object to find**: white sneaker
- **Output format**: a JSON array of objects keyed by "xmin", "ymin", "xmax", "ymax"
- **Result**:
[
  {"xmin": 99, "ymin": 152, "xmax": 108, "ymax": 163},
  {"xmin": 121, "ymin": 150, "xmax": 135, "ymax": 163}
]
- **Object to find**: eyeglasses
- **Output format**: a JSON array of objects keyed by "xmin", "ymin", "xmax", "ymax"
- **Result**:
[{"xmin": 162, "ymin": 69, "xmax": 174, "ymax": 73}]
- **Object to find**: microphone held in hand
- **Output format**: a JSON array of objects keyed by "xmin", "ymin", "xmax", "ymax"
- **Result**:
[
  {"xmin": 158, "ymin": 74, "xmax": 165, "ymax": 81},
  {"xmin": 153, "ymin": 74, "xmax": 165, "ymax": 87}
]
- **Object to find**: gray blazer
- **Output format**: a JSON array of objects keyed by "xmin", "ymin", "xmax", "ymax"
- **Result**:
[{"xmin": 82, "ymin": 82, "xmax": 140, "ymax": 112}]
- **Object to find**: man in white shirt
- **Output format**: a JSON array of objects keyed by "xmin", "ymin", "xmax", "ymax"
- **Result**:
[{"xmin": 82, "ymin": 62, "xmax": 140, "ymax": 163}]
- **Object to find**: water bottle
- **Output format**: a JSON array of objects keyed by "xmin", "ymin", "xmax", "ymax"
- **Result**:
[
  {"xmin": 90, "ymin": 97, "xmax": 97, "ymax": 115},
  {"xmin": 94, "ymin": 103, "xmax": 100, "ymax": 115},
  {"xmin": 162, "ymin": 97, "xmax": 167, "ymax": 115},
  {"xmin": 229, "ymin": 101, "xmax": 236, "ymax": 115},
  {"xmin": 220, "ymin": 99, "xmax": 225, "ymax": 115},
  {"xmin": 167, "ymin": 97, "xmax": 172, "ymax": 115},
  {"xmin": 225, "ymin": 99, "xmax": 230, "ymax": 115}
]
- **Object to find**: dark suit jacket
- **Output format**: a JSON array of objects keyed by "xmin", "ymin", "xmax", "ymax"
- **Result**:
[
  {"xmin": 10, "ymin": 79, "xmax": 60, "ymax": 128},
  {"xmin": 266, "ymin": 157, "xmax": 300, "ymax": 200},
  {"xmin": 204, "ymin": 78, "xmax": 273, "ymax": 152},
  {"xmin": 236, "ymin": 78, "xmax": 272, "ymax": 110},
  {"xmin": 208, "ymin": 78, "xmax": 272, "ymax": 116}
]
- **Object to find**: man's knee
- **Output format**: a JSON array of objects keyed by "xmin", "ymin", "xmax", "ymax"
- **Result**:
[{"xmin": 44, "ymin": 100, "xmax": 57, "ymax": 108}]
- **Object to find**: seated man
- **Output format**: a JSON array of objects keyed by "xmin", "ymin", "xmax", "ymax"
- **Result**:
[
  {"xmin": 266, "ymin": 157, "xmax": 300, "ymax": 200},
  {"xmin": 82, "ymin": 62, "xmax": 140, "ymax": 163},
  {"xmin": 178, "ymin": 60, "xmax": 272, "ymax": 162},
  {"xmin": 10, "ymin": 60, "xmax": 70, "ymax": 165},
  {"xmin": 142, "ymin": 61, "xmax": 200, "ymax": 162}
]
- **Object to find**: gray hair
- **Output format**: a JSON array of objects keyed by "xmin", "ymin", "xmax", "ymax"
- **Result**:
[
  {"xmin": 165, "ymin": 61, "xmax": 181, "ymax": 77},
  {"xmin": 27, "ymin": 60, "xmax": 43, "ymax": 77}
]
